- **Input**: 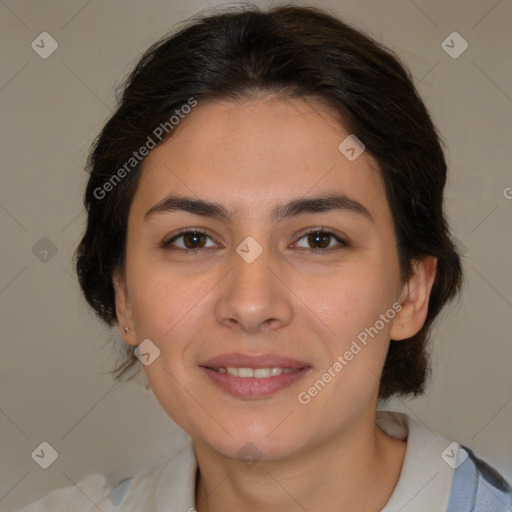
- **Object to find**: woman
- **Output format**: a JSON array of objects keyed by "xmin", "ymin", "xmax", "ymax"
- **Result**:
[{"xmin": 18, "ymin": 4, "xmax": 511, "ymax": 511}]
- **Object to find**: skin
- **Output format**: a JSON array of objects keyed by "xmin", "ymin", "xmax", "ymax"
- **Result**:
[{"xmin": 113, "ymin": 94, "xmax": 437, "ymax": 512}]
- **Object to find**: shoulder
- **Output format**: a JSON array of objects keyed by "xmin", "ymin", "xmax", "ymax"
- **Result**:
[
  {"xmin": 13, "ymin": 473, "xmax": 117, "ymax": 512},
  {"xmin": 114, "ymin": 440, "xmax": 197, "ymax": 510},
  {"xmin": 13, "ymin": 441, "xmax": 196, "ymax": 512},
  {"xmin": 447, "ymin": 445, "xmax": 512, "ymax": 512},
  {"xmin": 377, "ymin": 411, "xmax": 512, "ymax": 512}
]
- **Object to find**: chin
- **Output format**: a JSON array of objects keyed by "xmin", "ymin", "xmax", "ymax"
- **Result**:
[{"xmin": 198, "ymin": 421, "xmax": 311, "ymax": 463}]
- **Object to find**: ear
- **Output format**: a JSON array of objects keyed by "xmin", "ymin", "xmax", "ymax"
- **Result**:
[
  {"xmin": 112, "ymin": 268, "xmax": 138, "ymax": 346},
  {"xmin": 390, "ymin": 256, "xmax": 438, "ymax": 341}
]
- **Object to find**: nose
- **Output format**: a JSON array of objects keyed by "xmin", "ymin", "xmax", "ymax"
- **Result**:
[{"xmin": 215, "ymin": 244, "xmax": 294, "ymax": 334}]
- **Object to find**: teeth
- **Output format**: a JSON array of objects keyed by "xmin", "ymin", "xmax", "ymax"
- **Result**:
[
  {"xmin": 214, "ymin": 367, "xmax": 299, "ymax": 378},
  {"xmin": 238, "ymin": 367, "xmax": 254, "ymax": 378},
  {"xmin": 254, "ymin": 368, "xmax": 270, "ymax": 378}
]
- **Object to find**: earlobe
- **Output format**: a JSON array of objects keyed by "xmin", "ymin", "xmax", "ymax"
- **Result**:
[
  {"xmin": 390, "ymin": 256, "xmax": 437, "ymax": 341},
  {"xmin": 112, "ymin": 269, "xmax": 138, "ymax": 346}
]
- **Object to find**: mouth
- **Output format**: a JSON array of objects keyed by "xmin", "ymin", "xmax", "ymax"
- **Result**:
[
  {"xmin": 199, "ymin": 353, "xmax": 311, "ymax": 398},
  {"xmin": 206, "ymin": 366, "xmax": 299, "ymax": 377}
]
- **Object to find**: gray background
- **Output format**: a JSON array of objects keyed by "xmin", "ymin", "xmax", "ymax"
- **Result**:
[{"xmin": 1, "ymin": 0, "xmax": 511, "ymax": 509}]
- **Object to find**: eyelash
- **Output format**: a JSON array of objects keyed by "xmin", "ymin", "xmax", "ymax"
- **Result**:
[{"xmin": 161, "ymin": 228, "xmax": 349, "ymax": 255}]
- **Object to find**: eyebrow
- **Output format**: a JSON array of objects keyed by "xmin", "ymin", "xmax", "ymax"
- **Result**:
[{"xmin": 144, "ymin": 193, "xmax": 373, "ymax": 223}]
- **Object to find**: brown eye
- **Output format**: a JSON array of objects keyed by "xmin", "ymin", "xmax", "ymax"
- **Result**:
[
  {"xmin": 163, "ymin": 230, "xmax": 216, "ymax": 251},
  {"xmin": 307, "ymin": 231, "xmax": 331, "ymax": 249},
  {"xmin": 294, "ymin": 229, "xmax": 348, "ymax": 252},
  {"xmin": 182, "ymin": 232, "xmax": 207, "ymax": 249}
]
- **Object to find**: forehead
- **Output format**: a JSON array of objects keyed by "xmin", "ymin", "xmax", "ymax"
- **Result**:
[{"xmin": 130, "ymin": 95, "xmax": 388, "ymax": 223}]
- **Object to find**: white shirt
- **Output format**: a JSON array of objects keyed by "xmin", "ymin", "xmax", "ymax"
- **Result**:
[{"xmin": 15, "ymin": 411, "xmax": 458, "ymax": 512}]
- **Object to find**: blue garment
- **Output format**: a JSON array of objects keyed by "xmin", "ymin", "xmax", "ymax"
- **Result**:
[{"xmin": 447, "ymin": 446, "xmax": 512, "ymax": 511}]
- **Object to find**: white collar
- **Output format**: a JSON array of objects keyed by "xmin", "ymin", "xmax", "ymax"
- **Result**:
[
  {"xmin": 378, "ymin": 410, "xmax": 456, "ymax": 512},
  {"xmin": 118, "ymin": 411, "xmax": 456, "ymax": 512}
]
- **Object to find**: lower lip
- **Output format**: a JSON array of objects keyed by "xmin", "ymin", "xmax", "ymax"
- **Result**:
[{"xmin": 201, "ymin": 367, "xmax": 309, "ymax": 398}]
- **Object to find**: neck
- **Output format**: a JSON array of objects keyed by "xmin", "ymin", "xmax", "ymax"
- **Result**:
[{"xmin": 194, "ymin": 410, "xmax": 406, "ymax": 512}]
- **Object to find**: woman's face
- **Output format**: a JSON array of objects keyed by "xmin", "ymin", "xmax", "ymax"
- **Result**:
[{"xmin": 114, "ymin": 94, "xmax": 419, "ymax": 461}]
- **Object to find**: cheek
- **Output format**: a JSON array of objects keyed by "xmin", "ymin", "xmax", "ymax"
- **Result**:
[
  {"xmin": 127, "ymin": 262, "xmax": 224, "ymax": 374},
  {"xmin": 308, "ymin": 266, "xmax": 395, "ymax": 339},
  {"xmin": 304, "ymin": 268, "xmax": 397, "ymax": 405},
  {"xmin": 128, "ymin": 260, "xmax": 207, "ymax": 332}
]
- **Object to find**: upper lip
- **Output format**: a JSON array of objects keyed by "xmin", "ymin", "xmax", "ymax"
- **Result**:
[{"xmin": 200, "ymin": 353, "xmax": 310, "ymax": 369}]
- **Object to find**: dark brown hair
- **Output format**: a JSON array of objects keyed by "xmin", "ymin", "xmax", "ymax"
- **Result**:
[{"xmin": 74, "ymin": 4, "xmax": 463, "ymax": 399}]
